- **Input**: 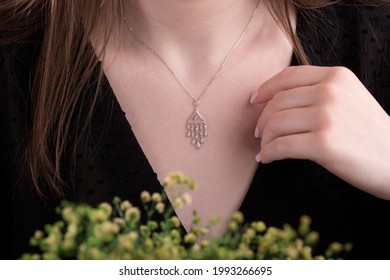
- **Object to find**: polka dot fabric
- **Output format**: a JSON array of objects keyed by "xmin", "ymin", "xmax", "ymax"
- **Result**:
[{"xmin": 1, "ymin": 4, "xmax": 390, "ymax": 259}]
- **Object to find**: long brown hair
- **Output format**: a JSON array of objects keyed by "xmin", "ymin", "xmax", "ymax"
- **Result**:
[{"xmin": 0, "ymin": 0, "xmax": 388, "ymax": 198}]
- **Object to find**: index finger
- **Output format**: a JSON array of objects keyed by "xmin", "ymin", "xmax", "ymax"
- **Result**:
[{"xmin": 250, "ymin": 65, "xmax": 330, "ymax": 104}]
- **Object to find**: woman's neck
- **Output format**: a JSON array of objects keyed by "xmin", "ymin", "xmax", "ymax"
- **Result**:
[{"xmin": 123, "ymin": 0, "xmax": 263, "ymax": 66}]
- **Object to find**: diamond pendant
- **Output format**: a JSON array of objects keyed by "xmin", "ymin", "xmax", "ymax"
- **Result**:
[{"xmin": 186, "ymin": 101, "xmax": 208, "ymax": 149}]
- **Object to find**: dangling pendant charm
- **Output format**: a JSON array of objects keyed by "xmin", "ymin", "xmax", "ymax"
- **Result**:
[{"xmin": 186, "ymin": 100, "xmax": 208, "ymax": 149}]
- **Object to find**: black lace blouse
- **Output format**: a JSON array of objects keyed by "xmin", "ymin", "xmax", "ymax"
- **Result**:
[{"xmin": 1, "ymin": 4, "xmax": 390, "ymax": 259}]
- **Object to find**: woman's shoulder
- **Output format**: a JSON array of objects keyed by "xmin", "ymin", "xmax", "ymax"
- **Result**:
[
  {"xmin": 297, "ymin": 2, "xmax": 390, "ymax": 63},
  {"xmin": 297, "ymin": 2, "xmax": 389, "ymax": 106},
  {"xmin": 299, "ymin": 2, "xmax": 390, "ymax": 31},
  {"xmin": 329, "ymin": 2, "xmax": 390, "ymax": 23}
]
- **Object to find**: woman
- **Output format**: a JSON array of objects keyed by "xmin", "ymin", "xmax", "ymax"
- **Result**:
[{"xmin": 1, "ymin": 0, "xmax": 390, "ymax": 259}]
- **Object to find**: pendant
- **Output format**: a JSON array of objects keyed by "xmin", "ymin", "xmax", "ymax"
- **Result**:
[{"xmin": 186, "ymin": 101, "xmax": 208, "ymax": 149}]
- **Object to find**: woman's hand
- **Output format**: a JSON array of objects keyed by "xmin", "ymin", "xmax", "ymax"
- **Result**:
[{"xmin": 250, "ymin": 66, "xmax": 390, "ymax": 200}]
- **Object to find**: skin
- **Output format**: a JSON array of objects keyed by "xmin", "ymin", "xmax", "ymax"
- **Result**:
[
  {"xmin": 98, "ymin": 0, "xmax": 390, "ymax": 237},
  {"xmin": 100, "ymin": 0, "xmax": 293, "ymax": 235},
  {"xmin": 251, "ymin": 66, "xmax": 390, "ymax": 200}
]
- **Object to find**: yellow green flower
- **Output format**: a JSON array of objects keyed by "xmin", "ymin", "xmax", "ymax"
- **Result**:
[
  {"xmin": 200, "ymin": 240, "xmax": 209, "ymax": 248},
  {"xmin": 94, "ymin": 221, "xmax": 120, "ymax": 242},
  {"xmin": 120, "ymin": 200, "xmax": 132, "ymax": 211},
  {"xmin": 147, "ymin": 221, "xmax": 158, "ymax": 231},
  {"xmin": 251, "ymin": 221, "xmax": 267, "ymax": 233},
  {"xmin": 23, "ymin": 174, "xmax": 350, "ymax": 261},
  {"xmin": 34, "ymin": 230, "xmax": 44, "ymax": 240},
  {"xmin": 187, "ymin": 178, "xmax": 198, "ymax": 191},
  {"xmin": 151, "ymin": 192, "xmax": 162, "ymax": 202},
  {"xmin": 305, "ymin": 231, "xmax": 319, "ymax": 246},
  {"xmin": 113, "ymin": 218, "xmax": 126, "ymax": 228},
  {"xmin": 182, "ymin": 193, "xmax": 192, "ymax": 205},
  {"xmin": 329, "ymin": 242, "xmax": 343, "ymax": 254},
  {"xmin": 65, "ymin": 224, "xmax": 78, "ymax": 238},
  {"xmin": 140, "ymin": 225, "xmax": 150, "ymax": 237},
  {"xmin": 124, "ymin": 207, "xmax": 141, "ymax": 222},
  {"xmin": 302, "ymin": 246, "xmax": 313, "ymax": 260},
  {"xmin": 298, "ymin": 215, "xmax": 311, "ymax": 236},
  {"xmin": 228, "ymin": 221, "xmax": 238, "ymax": 231},
  {"xmin": 184, "ymin": 233, "xmax": 197, "ymax": 244},
  {"xmin": 144, "ymin": 238, "xmax": 154, "ymax": 251},
  {"xmin": 170, "ymin": 216, "xmax": 181, "ymax": 228},
  {"xmin": 232, "ymin": 211, "xmax": 244, "ymax": 224},
  {"xmin": 170, "ymin": 229, "xmax": 181, "ymax": 241},
  {"xmin": 141, "ymin": 191, "xmax": 151, "ymax": 203},
  {"xmin": 209, "ymin": 215, "xmax": 220, "ymax": 226},
  {"xmin": 155, "ymin": 202, "xmax": 165, "ymax": 213},
  {"xmin": 98, "ymin": 202, "xmax": 113, "ymax": 216},
  {"xmin": 173, "ymin": 198, "xmax": 183, "ymax": 209},
  {"xmin": 89, "ymin": 209, "xmax": 109, "ymax": 222}
]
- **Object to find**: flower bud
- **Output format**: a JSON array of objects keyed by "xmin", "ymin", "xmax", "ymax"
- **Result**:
[
  {"xmin": 305, "ymin": 231, "xmax": 319, "ymax": 246},
  {"xmin": 140, "ymin": 191, "xmax": 151, "ymax": 203},
  {"xmin": 173, "ymin": 198, "xmax": 183, "ymax": 209},
  {"xmin": 182, "ymin": 193, "xmax": 192, "ymax": 205},
  {"xmin": 34, "ymin": 230, "xmax": 44, "ymax": 240},
  {"xmin": 98, "ymin": 202, "xmax": 113, "ymax": 216},
  {"xmin": 209, "ymin": 215, "xmax": 220, "ymax": 226},
  {"xmin": 155, "ymin": 202, "xmax": 165, "ymax": 214},
  {"xmin": 170, "ymin": 229, "xmax": 181, "ymax": 241},
  {"xmin": 147, "ymin": 221, "xmax": 158, "ymax": 231},
  {"xmin": 302, "ymin": 246, "xmax": 313, "ymax": 260},
  {"xmin": 228, "ymin": 221, "xmax": 238, "ymax": 231},
  {"xmin": 151, "ymin": 192, "xmax": 162, "ymax": 203},
  {"xmin": 113, "ymin": 218, "xmax": 126, "ymax": 228},
  {"xmin": 170, "ymin": 216, "xmax": 181, "ymax": 228},
  {"xmin": 124, "ymin": 207, "xmax": 141, "ymax": 222},
  {"xmin": 184, "ymin": 233, "xmax": 197, "ymax": 244},
  {"xmin": 251, "ymin": 221, "xmax": 267, "ymax": 233},
  {"xmin": 120, "ymin": 201, "xmax": 132, "ymax": 211},
  {"xmin": 200, "ymin": 240, "xmax": 209, "ymax": 248},
  {"xmin": 232, "ymin": 211, "xmax": 244, "ymax": 224}
]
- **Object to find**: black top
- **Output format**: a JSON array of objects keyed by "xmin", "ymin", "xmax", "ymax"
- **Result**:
[{"xmin": 1, "ymin": 4, "xmax": 390, "ymax": 259}]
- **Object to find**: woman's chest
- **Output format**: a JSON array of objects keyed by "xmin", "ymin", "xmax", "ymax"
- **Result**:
[
  {"xmin": 100, "ymin": 32, "xmax": 293, "ymax": 234},
  {"xmin": 108, "ymin": 67, "xmax": 263, "ymax": 233}
]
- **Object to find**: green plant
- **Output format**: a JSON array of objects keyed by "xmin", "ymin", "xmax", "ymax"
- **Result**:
[{"xmin": 20, "ymin": 172, "xmax": 352, "ymax": 260}]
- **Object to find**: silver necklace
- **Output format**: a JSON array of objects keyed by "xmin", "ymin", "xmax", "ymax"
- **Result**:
[{"xmin": 123, "ymin": 0, "xmax": 260, "ymax": 149}]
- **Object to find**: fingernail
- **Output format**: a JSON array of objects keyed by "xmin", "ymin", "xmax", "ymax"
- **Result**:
[
  {"xmin": 255, "ymin": 152, "xmax": 261, "ymax": 163},
  {"xmin": 250, "ymin": 92, "xmax": 258, "ymax": 104},
  {"xmin": 254, "ymin": 126, "xmax": 259, "ymax": 138}
]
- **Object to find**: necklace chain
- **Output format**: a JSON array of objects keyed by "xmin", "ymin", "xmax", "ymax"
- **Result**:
[{"xmin": 123, "ymin": 0, "xmax": 260, "ymax": 149}]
